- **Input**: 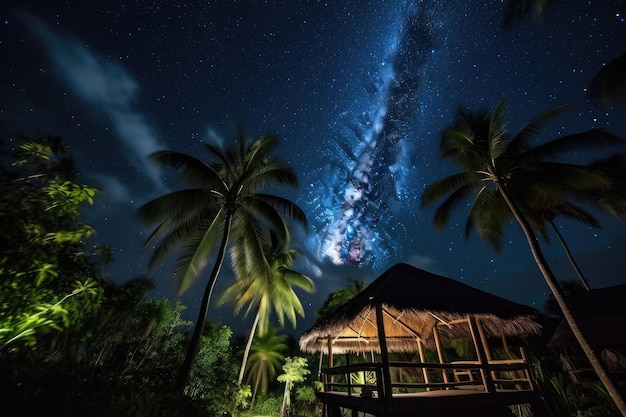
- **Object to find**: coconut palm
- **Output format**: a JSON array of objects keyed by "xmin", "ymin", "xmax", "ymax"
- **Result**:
[
  {"xmin": 438, "ymin": 103, "xmax": 621, "ymax": 291},
  {"xmin": 421, "ymin": 100, "xmax": 626, "ymax": 415},
  {"xmin": 245, "ymin": 327, "xmax": 288, "ymax": 403},
  {"xmin": 218, "ymin": 231, "xmax": 314, "ymax": 385},
  {"xmin": 137, "ymin": 132, "xmax": 307, "ymax": 390}
]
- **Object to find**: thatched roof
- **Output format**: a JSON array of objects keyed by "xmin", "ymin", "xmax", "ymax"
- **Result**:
[
  {"xmin": 548, "ymin": 283, "xmax": 626, "ymax": 349},
  {"xmin": 300, "ymin": 263, "xmax": 541, "ymax": 354}
]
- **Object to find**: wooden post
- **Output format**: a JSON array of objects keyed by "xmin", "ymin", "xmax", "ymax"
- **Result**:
[
  {"xmin": 417, "ymin": 338, "xmax": 430, "ymax": 385},
  {"xmin": 476, "ymin": 318, "xmax": 497, "ymax": 381},
  {"xmin": 327, "ymin": 336, "xmax": 333, "ymax": 392},
  {"xmin": 327, "ymin": 336, "xmax": 333, "ymax": 368},
  {"xmin": 476, "ymin": 318, "xmax": 493, "ymax": 361},
  {"xmin": 468, "ymin": 316, "xmax": 495, "ymax": 393},
  {"xmin": 520, "ymin": 346, "xmax": 535, "ymax": 390},
  {"xmin": 375, "ymin": 303, "xmax": 393, "ymax": 399},
  {"xmin": 318, "ymin": 351, "xmax": 324, "ymax": 379},
  {"xmin": 433, "ymin": 324, "xmax": 450, "ymax": 383},
  {"xmin": 345, "ymin": 353, "xmax": 352, "ymax": 397}
]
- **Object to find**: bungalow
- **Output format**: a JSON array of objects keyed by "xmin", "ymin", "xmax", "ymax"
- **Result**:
[{"xmin": 299, "ymin": 263, "xmax": 548, "ymax": 417}]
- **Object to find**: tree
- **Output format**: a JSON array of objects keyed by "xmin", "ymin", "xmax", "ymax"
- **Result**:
[
  {"xmin": 137, "ymin": 132, "xmax": 307, "ymax": 390},
  {"xmin": 277, "ymin": 356, "xmax": 310, "ymax": 417},
  {"xmin": 426, "ymin": 103, "xmax": 620, "ymax": 291},
  {"xmin": 421, "ymin": 100, "xmax": 626, "ymax": 415},
  {"xmin": 316, "ymin": 279, "xmax": 366, "ymax": 318},
  {"xmin": 0, "ymin": 136, "xmax": 103, "ymax": 352},
  {"xmin": 218, "ymin": 231, "xmax": 314, "ymax": 385},
  {"xmin": 245, "ymin": 327, "xmax": 288, "ymax": 403}
]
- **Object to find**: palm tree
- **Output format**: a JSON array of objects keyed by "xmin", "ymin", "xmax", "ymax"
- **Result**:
[
  {"xmin": 137, "ymin": 132, "xmax": 307, "ymax": 390},
  {"xmin": 245, "ymin": 327, "xmax": 288, "ymax": 403},
  {"xmin": 421, "ymin": 100, "xmax": 626, "ymax": 415},
  {"xmin": 218, "ymin": 231, "xmax": 314, "ymax": 385},
  {"xmin": 439, "ymin": 104, "xmax": 613, "ymax": 291}
]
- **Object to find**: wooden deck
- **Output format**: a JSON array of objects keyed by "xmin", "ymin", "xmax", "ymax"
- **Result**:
[
  {"xmin": 319, "ymin": 360, "xmax": 546, "ymax": 417},
  {"xmin": 319, "ymin": 389, "xmax": 541, "ymax": 417}
]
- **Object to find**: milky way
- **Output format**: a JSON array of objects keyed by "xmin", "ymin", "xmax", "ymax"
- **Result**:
[{"xmin": 306, "ymin": 0, "xmax": 435, "ymax": 269}]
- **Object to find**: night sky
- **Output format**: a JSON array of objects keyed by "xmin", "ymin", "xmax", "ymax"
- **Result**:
[{"xmin": 2, "ymin": 0, "xmax": 626, "ymax": 336}]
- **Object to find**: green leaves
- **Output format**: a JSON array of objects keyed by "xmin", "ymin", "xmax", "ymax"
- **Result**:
[
  {"xmin": 1, "ymin": 136, "xmax": 104, "ymax": 353},
  {"xmin": 1, "ymin": 279, "xmax": 101, "ymax": 349}
]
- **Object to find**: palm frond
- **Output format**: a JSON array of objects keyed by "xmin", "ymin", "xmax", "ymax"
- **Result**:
[
  {"xmin": 255, "ymin": 194, "xmax": 309, "ymax": 229},
  {"xmin": 510, "ymin": 103, "xmax": 569, "ymax": 154},
  {"xmin": 466, "ymin": 188, "xmax": 508, "ymax": 251},
  {"xmin": 174, "ymin": 213, "xmax": 224, "ymax": 295},
  {"xmin": 523, "ymin": 129, "xmax": 623, "ymax": 162},
  {"xmin": 150, "ymin": 151, "xmax": 226, "ymax": 190},
  {"xmin": 488, "ymin": 99, "xmax": 510, "ymax": 161},
  {"xmin": 280, "ymin": 268, "xmax": 315, "ymax": 292}
]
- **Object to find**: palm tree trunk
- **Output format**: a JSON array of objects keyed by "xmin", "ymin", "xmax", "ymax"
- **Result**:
[
  {"xmin": 280, "ymin": 380, "xmax": 291, "ymax": 417},
  {"xmin": 549, "ymin": 219, "xmax": 591, "ymax": 291},
  {"xmin": 175, "ymin": 215, "xmax": 233, "ymax": 391},
  {"xmin": 499, "ymin": 186, "xmax": 626, "ymax": 416},
  {"xmin": 252, "ymin": 366, "xmax": 263, "ymax": 405},
  {"xmin": 238, "ymin": 312, "xmax": 261, "ymax": 385}
]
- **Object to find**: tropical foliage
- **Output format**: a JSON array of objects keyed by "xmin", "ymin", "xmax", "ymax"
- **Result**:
[
  {"xmin": 0, "ymin": 135, "xmax": 104, "ymax": 351},
  {"xmin": 244, "ymin": 327, "xmax": 289, "ymax": 402},
  {"xmin": 421, "ymin": 100, "xmax": 626, "ymax": 415},
  {"xmin": 315, "ymin": 279, "xmax": 366, "ymax": 318},
  {"xmin": 278, "ymin": 356, "xmax": 311, "ymax": 417},
  {"xmin": 219, "ymin": 231, "xmax": 314, "ymax": 384},
  {"xmin": 137, "ymin": 132, "xmax": 307, "ymax": 389},
  {"xmin": 0, "ymin": 137, "xmax": 241, "ymax": 416}
]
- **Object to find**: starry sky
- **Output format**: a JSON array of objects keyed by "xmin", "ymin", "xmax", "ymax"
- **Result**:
[{"xmin": 2, "ymin": 0, "xmax": 626, "ymax": 336}]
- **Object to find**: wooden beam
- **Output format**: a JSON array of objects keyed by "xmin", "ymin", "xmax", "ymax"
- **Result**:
[
  {"xmin": 433, "ymin": 325, "xmax": 450, "ymax": 383},
  {"xmin": 476, "ymin": 317, "xmax": 497, "ymax": 381},
  {"xmin": 417, "ymin": 338, "xmax": 430, "ymax": 384},
  {"xmin": 476, "ymin": 318, "xmax": 493, "ymax": 361},
  {"xmin": 381, "ymin": 306, "xmax": 422, "ymax": 339},
  {"xmin": 467, "ymin": 316, "xmax": 495, "ymax": 393}
]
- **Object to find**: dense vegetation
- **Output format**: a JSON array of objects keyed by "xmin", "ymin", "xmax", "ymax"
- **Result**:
[
  {"xmin": 1, "ymin": 130, "xmax": 624, "ymax": 417},
  {"xmin": 0, "ymin": 136, "xmax": 322, "ymax": 417}
]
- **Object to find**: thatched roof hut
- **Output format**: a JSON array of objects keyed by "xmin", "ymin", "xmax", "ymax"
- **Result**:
[{"xmin": 300, "ymin": 263, "xmax": 541, "ymax": 355}]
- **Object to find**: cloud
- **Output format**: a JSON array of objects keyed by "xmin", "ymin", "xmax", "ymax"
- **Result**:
[
  {"xmin": 93, "ymin": 174, "xmax": 132, "ymax": 204},
  {"xmin": 23, "ymin": 13, "xmax": 165, "ymax": 190},
  {"xmin": 405, "ymin": 253, "xmax": 438, "ymax": 271}
]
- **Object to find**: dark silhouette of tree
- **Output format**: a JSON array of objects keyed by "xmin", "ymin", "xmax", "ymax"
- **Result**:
[
  {"xmin": 421, "ymin": 100, "xmax": 626, "ymax": 415},
  {"xmin": 137, "ymin": 132, "xmax": 307, "ymax": 390}
]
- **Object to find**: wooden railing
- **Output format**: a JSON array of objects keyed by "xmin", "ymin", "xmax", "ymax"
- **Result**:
[{"xmin": 321, "ymin": 358, "xmax": 533, "ymax": 398}]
